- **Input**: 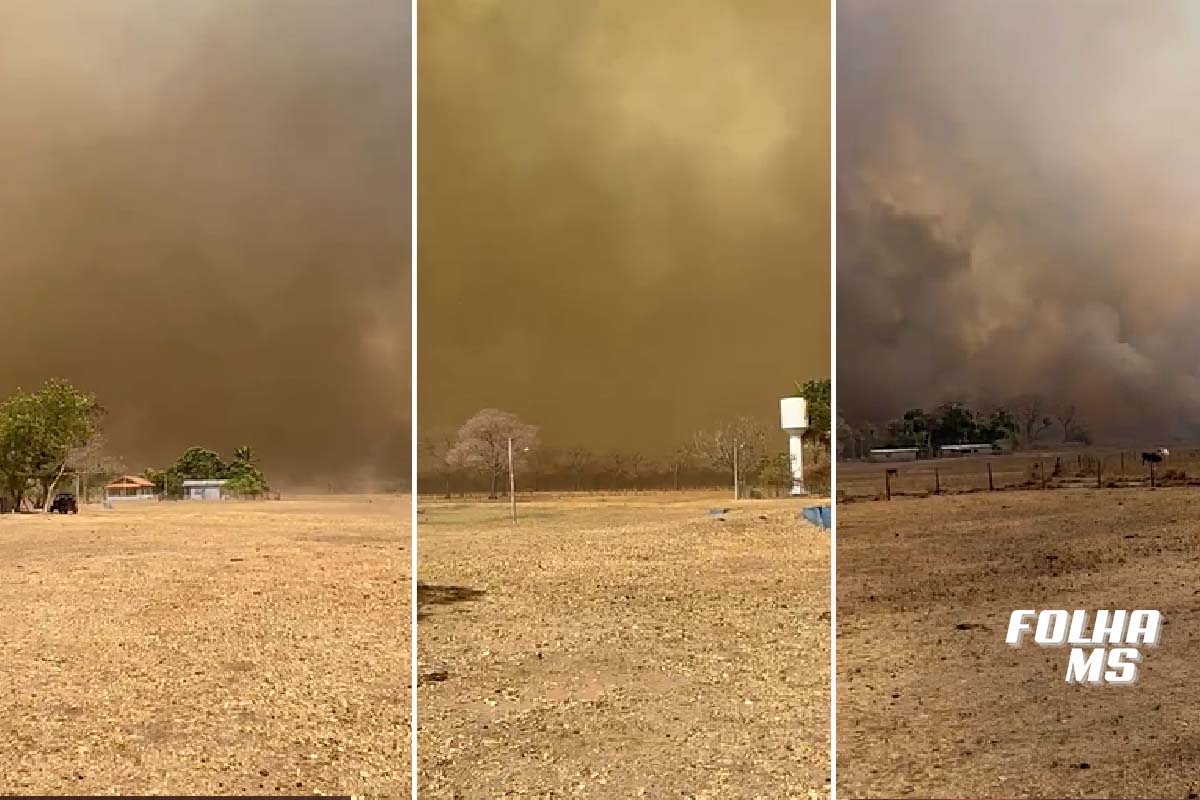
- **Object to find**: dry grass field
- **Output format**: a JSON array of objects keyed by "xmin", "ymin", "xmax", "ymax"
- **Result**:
[
  {"xmin": 838, "ymin": 487, "xmax": 1200, "ymax": 797},
  {"xmin": 0, "ymin": 495, "xmax": 409, "ymax": 798},
  {"xmin": 417, "ymin": 492, "xmax": 830, "ymax": 799}
]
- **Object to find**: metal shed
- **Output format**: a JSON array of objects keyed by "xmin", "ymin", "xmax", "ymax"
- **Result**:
[
  {"xmin": 868, "ymin": 447, "xmax": 920, "ymax": 463},
  {"xmin": 181, "ymin": 479, "xmax": 228, "ymax": 500}
]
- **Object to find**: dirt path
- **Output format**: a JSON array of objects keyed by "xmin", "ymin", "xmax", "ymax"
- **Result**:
[
  {"xmin": 838, "ymin": 489, "xmax": 1200, "ymax": 797},
  {"xmin": 418, "ymin": 493, "xmax": 830, "ymax": 799}
]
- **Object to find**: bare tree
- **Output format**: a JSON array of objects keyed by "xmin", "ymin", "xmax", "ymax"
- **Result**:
[
  {"xmin": 607, "ymin": 451, "xmax": 629, "ymax": 489},
  {"xmin": 669, "ymin": 446, "xmax": 692, "ymax": 491},
  {"xmin": 861, "ymin": 421, "xmax": 878, "ymax": 455},
  {"xmin": 521, "ymin": 444, "xmax": 559, "ymax": 493},
  {"xmin": 1056, "ymin": 404, "xmax": 1078, "ymax": 443},
  {"xmin": 560, "ymin": 446, "xmax": 595, "ymax": 492},
  {"xmin": 837, "ymin": 417, "xmax": 855, "ymax": 459},
  {"xmin": 418, "ymin": 427, "xmax": 459, "ymax": 498},
  {"xmin": 690, "ymin": 417, "xmax": 768, "ymax": 499},
  {"xmin": 606, "ymin": 451, "xmax": 649, "ymax": 491},
  {"xmin": 1011, "ymin": 394, "xmax": 1053, "ymax": 448},
  {"xmin": 64, "ymin": 432, "xmax": 124, "ymax": 503},
  {"xmin": 446, "ymin": 409, "xmax": 538, "ymax": 498},
  {"xmin": 626, "ymin": 451, "xmax": 648, "ymax": 493}
]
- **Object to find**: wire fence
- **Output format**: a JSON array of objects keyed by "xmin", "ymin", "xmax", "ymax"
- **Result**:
[{"xmin": 837, "ymin": 450, "xmax": 1200, "ymax": 502}]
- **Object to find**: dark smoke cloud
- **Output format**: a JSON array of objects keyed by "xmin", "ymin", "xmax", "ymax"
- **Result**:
[
  {"xmin": 419, "ymin": 0, "xmax": 829, "ymax": 454},
  {"xmin": 839, "ymin": 1, "xmax": 1200, "ymax": 440},
  {"xmin": 0, "ymin": 1, "xmax": 409, "ymax": 485}
]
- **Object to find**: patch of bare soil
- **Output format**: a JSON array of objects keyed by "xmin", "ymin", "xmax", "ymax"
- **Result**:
[
  {"xmin": 418, "ymin": 493, "xmax": 830, "ymax": 799},
  {"xmin": 0, "ymin": 497, "xmax": 409, "ymax": 798},
  {"xmin": 838, "ymin": 488, "xmax": 1200, "ymax": 797}
]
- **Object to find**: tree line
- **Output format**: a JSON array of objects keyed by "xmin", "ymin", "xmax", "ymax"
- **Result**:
[
  {"xmin": 419, "ymin": 379, "xmax": 832, "ymax": 498},
  {"xmin": 145, "ymin": 445, "xmax": 270, "ymax": 499},
  {"xmin": 838, "ymin": 394, "xmax": 1091, "ymax": 458},
  {"xmin": 0, "ymin": 378, "xmax": 270, "ymax": 510}
]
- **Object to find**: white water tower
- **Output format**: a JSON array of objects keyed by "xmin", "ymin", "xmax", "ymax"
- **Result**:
[{"xmin": 780, "ymin": 396, "xmax": 808, "ymax": 495}]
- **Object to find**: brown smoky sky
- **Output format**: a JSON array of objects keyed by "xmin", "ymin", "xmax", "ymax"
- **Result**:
[
  {"xmin": 0, "ymin": 1, "xmax": 409, "ymax": 485},
  {"xmin": 419, "ymin": 0, "xmax": 830, "ymax": 454},
  {"xmin": 839, "ymin": 1, "xmax": 1200, "ymax": 441}
]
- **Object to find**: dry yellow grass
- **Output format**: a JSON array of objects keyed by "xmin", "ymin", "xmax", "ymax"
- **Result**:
[
  {"xmin": 838, "ymin": 488, "xmax": 1200, "ymax": 797},
  {"xmin": 417, "ymin": 491, "xmax": 830, "ymax": 799},
  {"xmin": 0, "ymin": 495, "xmax": 410, "ymax": 798}
]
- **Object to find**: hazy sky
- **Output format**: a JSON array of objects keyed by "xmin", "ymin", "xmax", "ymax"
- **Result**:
[
  {"xmin": 419, "ymin": 0, "xmax": 830, "ymax": 454},
  {"xmin": 839, "ymin": 1, "xmax": 1200, "ymax": 441},
  {"xmin": 0, "ymin": 1, "xmax": 409, "ymax": 484}
]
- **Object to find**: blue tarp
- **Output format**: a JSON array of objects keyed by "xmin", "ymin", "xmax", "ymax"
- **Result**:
[{"xmin": 801, "ymin": 504, "xmax": 831, "ymax": 530}]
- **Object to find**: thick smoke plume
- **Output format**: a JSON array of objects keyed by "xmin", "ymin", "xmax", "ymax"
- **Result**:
[
  {"xmin": 0, "ymin": 2, "xmax": 409, "ymax": 485},
  {"xmin": 839, "ymin": 1, "xmax": 1200, "ymax": 441},
  {"xmin": 419, "ymin": 0, "xmax": 829, "ymax": 454}
]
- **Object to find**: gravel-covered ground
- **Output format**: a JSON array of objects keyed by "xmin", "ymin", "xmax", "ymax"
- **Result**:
[
  {"xmin": 839, "ymin": 488, "xmax": 1200, "ymax": 797},
  {"xmin": 0, "ymin": 495, "xmax": 410, "ymax": 798},
  {"xmin": 417, "ymin": 492, "xmax": 830, "ymax": 799}
]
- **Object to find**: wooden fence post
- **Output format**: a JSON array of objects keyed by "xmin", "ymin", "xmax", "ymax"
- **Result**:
[
  {"xmin": 885, "ymin": 469, "xmax": 892, "ymax": 501},
  {"xmin": 1097, "ymin": 456, "xmax": 1103, "ymax": 489},
  {"xmin": 1041, "ymin": 460, "xmax": 1048, "ymax": 490},
  {"xmin": 1151, "ymin": 460, "xmax": 1157, "ymax": 489},
  {"xmin": 987, "ymin": 462, "xmax": 994, "ymax": 492},
  {"xmin": 934, "ymin": 468, "xmax": 941, "ymax": 495}
]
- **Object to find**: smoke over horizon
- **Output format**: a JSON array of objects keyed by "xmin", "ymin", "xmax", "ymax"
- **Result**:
[
  {"xmin": 0, "ymin": 2, "xmax": 409, "ymax": 485},
  {"xmin": 419, "ymin": 0, "xmax": 829, "ymax": 456},
  {"xmin": 839, "ymin": 1, "xmax": 1200, "ymax": 443}
]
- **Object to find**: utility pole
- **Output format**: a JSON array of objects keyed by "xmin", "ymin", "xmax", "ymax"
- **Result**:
[
  {"xmin": 733, "ymin": 442, "xmax": 741, "ymax": 501},
  {"xmin": 508, "ymin": 437, "xmax": 517, "ymax": 524}
]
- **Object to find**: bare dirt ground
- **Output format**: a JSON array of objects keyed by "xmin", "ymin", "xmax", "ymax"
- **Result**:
[
  {"xmin": 838, "ymin": 487, "xmax": 1200, "ymax": 798},
  {"xmin": 0, "ymin": 495, "xmax": 409, "ymax": 798},
  {"xmin": 417, "ymin": 492, "xmax": 830, "ymax": 799}
]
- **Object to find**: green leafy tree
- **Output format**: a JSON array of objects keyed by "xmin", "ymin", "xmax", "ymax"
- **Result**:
[
  {"xmin": 795, "ymin": 378, "xmax": 831, "ymax": 448},
  {"xmin": 0, "ymin": 379, "xmax": 102, "ymax": 511},
  {"xmin": 144, "ymin": 467, "xmax": 183, "ymax": 498},
  {"xmin": 978, "ymin": 407, "xmax": 1019, "ymax": 443},
  {"xmin": 173, "ymin": 447, "xmax": 227, "ymax": 480},
  {"xmin": 885, "ymin": 408, "xmax": 933, "ymax": 449},
  {"xmin": 757, "ymin": 452, "xmax": 794, "ymax": 496},
  {"xmin": 0, "ymin": 403, "xmax": 39, "ymax": 510},
  {"xmin": 882, "ymin": 403, "xmax": 1018, "ymax": 451},
  {"xmin": 225, "ymin": 465, "xmax": 270, "ymax": 498},
  {"xmin": 33, "ymin": 380, "xmax": 103, "ymax": 508},
  {"xmin": 931, "ymin": 401, "xmax": 978, "ymax": 446},
  {"xmin": 226, "ymin": 445, "xmax": 269, "ymax": 498}
]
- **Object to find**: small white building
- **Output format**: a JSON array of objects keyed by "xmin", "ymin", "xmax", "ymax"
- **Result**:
[
  {"xmin": 182, "ymin": 479, "xmax": 228, "ymax": 500},
  {"xmin": 937, "ymin": 443, "xmax": 995, "ymax": 457},
  {"xmin": 105, "ymin": 475, "xmax": 157, "ymax": 501},
  {"xmin": 868, "ymin": 447, "xmax": 920, "ymax": 463}
]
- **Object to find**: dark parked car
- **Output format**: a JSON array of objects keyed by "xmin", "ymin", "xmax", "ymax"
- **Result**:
[{"xmin": 50, "ymin": 493, "xmax": 78, "ymax": 514}]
